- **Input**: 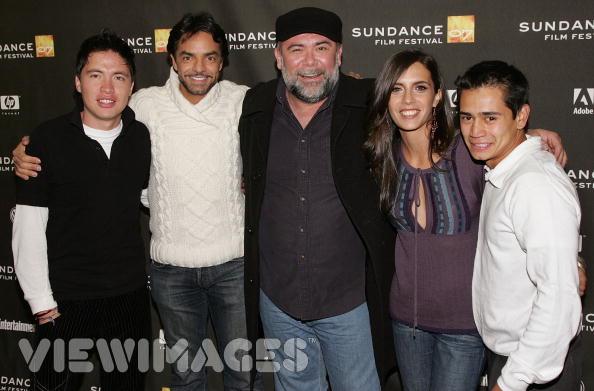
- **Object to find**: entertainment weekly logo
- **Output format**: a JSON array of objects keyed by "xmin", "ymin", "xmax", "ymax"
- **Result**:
[
  {"xmin": 122, "ymin": 29, "xmax": 171, "ymax": 54},
  {"xmin": 0, "ymin": 319, "xmax": 35, "ymax": 333},
  {"xmin": 519, "ymin": 19, "xmax": 594, "ymax": 41},
  {"xmin": 351, "ymin": 15, "xmax": 475, "ymax": 47},
  {"xmin": 573, "ymin": 88, "xmax": 594, "ymax": 115},
  {"xmin": 225, "ymin": 31, "xmax": 277, "ymax": 51},
  {"xmin": 0, "ymin": 376, "xmax": 31, "ymax": 391},
  {"xmin": 0, "ymin": 35, "xmax": 54, "ymax": 60}
]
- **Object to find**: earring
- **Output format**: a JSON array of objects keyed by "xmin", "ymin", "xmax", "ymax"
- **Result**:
[{"xmin": 430, "ymin": 107, "xmax": 438, "ymax": 139}]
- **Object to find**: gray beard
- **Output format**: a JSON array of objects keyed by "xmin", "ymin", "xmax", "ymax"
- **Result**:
[{"xmin": 282, "ymin": 65, "xmax": 340, "ymax": 104}]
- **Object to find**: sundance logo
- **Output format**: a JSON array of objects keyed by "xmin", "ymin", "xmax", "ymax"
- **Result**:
[
  {"xmin": 573, "ymin": 88, "xmax": 594, "ymax": 115},
  {"xmin": 0, "ymin": 264, "xmax": 16, "ymax": 281},
  {"xmin": 225, "ymin": 31, "xmax": 276, "ymax": 50},
  {"xmin": 352, "ymin": 15, "xmax": 475, "ymax": 47},
  {"xmin": 1, "ymin": 95, "xmax": 20, "ymax": 115},
  {"xmin": 0, "ymin": 376, "xmax": 31, "ymax": 391},
  {"xmin": 447, "ymin": 15, "xmax": 475, "ymax": 43},
  {"xmin": 154, "ymin": 29, "xmax": 171, "ymax": 53},
  {"xmin": 582, "ymin": 313, "xmax": 594, "ymax": 332},
  {"xmin": 0, "ymin": 34, "xmax": 54, "ymax": 60},
  {"xmin": 519, "ymin": 19, "xmax": 594, "ymax": 41},
  {"xmin": 1, "ymin": 156, "xmax": 14, "ymax": 174},
  {"xmin": 124, "ymin": 35, "xmax": 155, "ymax": 54},
  {"xmin": 567, "ymin": 169, "xmax": 594, "ymax": 190},
  {"xmin": 35, "ymin": 35, "xmax": 55, "ymax": 57}
]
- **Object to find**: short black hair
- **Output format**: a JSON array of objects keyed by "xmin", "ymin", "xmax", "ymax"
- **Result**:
[
  {"xmin": 455, "ymin": 60, "xmax": 529, "ymax": 118},
  {"xmin": 75, "ymin": 29, "xmax": 135, "ymax": 79},
  {"xmin": 167, "ymin": 13, "xmax": 229, "ymax": 67}
]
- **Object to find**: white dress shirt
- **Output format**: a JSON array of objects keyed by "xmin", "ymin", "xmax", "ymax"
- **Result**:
[{"xmin": 472, "ymin": 136, "xmax": 582, "ymax": 391}]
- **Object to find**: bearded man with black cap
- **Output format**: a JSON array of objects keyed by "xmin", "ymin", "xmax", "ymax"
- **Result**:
[{"xmin": 239, "ymin": 7, "xmax": 396, "ymax": 391}]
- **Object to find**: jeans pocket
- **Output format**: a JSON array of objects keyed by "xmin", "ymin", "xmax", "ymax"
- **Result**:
[{"xmin": 150, "ymin": 260, "xmax": 171, "ymax": 270}]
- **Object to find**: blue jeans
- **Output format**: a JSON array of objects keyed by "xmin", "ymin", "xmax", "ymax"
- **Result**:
[
  {"xmin": 151, "ymin": 258, "xmax": 262, "ymax": 391},
  {"xmin": 259, "ymin": 291, "xmax": 380, "ymax": 391},
  {"xmin": 392, "ymin": 321, "xmax": 485, "ymax": 391}
]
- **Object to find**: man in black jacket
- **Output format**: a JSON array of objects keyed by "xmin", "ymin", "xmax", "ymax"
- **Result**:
[{"xmin": 239, "ymin": 7, "xmax": 395, "ymax": 391}]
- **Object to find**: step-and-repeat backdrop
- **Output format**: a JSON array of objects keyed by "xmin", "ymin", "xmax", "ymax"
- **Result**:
[{"xmin": 1, "ymin": 1, "xmax": 593, "ymax": 390}]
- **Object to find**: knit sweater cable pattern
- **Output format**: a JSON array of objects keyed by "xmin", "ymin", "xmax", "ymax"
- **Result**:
[{"xmin": 130, "ymin": 69, "xmax": 248, "ymax": 267}]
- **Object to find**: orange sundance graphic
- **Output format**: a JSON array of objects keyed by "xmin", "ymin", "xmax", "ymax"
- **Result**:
[
  {"xmin": 35, "ymin": 35, "xmax": 55, "ymax": 57},
  {"xmin": 447, "ymin": 16, "xmax": 475, "ymax": 43},
  {"xmin": 154, "ymin": 29, "xmax": 171, "ymax": 53}
]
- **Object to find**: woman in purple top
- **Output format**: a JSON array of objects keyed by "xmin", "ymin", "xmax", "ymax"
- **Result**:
[{"xmin": 365, "ymin": 49, "xmax": 485, "ymax": 390}]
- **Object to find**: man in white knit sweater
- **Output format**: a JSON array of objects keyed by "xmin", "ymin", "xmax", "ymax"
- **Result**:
[
  {"xmin": 12, "ymin": 13, "xmax": 258, "ymax": 391},
  {"xmin": 128, "ymin": 13, "xmax": 261, "ymax": 391},
  {"xmin": 128, "ymin": 13, "xmax": 257, "ymax": 391}
]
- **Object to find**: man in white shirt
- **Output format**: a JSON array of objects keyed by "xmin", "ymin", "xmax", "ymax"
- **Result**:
[{"xmin": 457, "ymin": 61, "xmax": 582, "ymax": 391}]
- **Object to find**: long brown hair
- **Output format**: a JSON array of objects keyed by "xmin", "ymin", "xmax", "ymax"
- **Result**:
[{"xmin": 365, "ymin": 50, "xmax": 455, "ymax": 213}]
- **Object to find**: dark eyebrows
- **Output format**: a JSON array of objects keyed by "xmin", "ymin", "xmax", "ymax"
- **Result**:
[
  {"xmin": 457, "ymin": 111, "xmax": 502, "ymax": 116},
  {"xmin": 179, "ymin": 50, "xmax": 220, "ymax": 58}
]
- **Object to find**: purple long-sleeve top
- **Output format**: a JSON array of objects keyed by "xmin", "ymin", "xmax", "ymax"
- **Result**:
[{"xmin": 389, "ymin": 134, "xmax": 484, "ymax": 333}]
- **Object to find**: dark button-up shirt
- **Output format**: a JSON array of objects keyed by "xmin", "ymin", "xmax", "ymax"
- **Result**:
[{"xmin": 259, "ymin": 81, "xmax": 366, "ymax": 320}]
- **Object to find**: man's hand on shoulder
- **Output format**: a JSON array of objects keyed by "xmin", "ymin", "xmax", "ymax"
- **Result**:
[{"xmin": 13, "ymin": 135, "xmax": 42, "ymax": 180}]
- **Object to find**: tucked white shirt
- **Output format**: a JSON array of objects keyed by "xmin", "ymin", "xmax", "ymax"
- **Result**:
[
  {"xmin": 472, "ymin": 136, "xmax": 581, "ymax": 391},
  {"xmin": 12, "ymin": 122, "xmax": 122, "ymax": 314}
]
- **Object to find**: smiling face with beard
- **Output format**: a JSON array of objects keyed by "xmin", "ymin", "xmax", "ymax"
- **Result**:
[
  {"xmin": 275, "ymin": 33, "xmax": 342, "ymax": 104},
  {"xmin": 170, "ymin": 31, "xmax": 223, "ymax": 104}
]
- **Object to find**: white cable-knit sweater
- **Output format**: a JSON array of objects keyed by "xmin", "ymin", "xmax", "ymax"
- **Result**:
[{"xmin": 129, "ymin": 68, "xmax": 248, "ymax": 267}]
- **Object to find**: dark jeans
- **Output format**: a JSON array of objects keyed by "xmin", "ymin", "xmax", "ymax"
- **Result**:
[
  {"xmin": 392, "ymin": 321, "xmax": 485, "ymax": 391},
  {"xmin": 151, "ymin": 258, "xmax": 261, "ymax": 391},
  {"xmin": 487, "ymin": 333, "xmax": 582, "ymax": 390},
  {"xmin": 32, "ymin": 287, "xmax": 151, "ymax": 391}
]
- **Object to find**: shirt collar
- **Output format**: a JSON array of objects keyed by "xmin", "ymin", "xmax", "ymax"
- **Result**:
[
  {"xmin": 484, "ymin": 136, "xmax": 541, "ymax": 188},
  {"xmin": 69, "ymin": 105, "xmax": 135, "ymax": 133}
]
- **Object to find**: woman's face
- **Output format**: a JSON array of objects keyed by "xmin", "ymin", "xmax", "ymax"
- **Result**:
[{"xmin": 388, "ymin": 61, "xmax": 442, "ymax": 133}]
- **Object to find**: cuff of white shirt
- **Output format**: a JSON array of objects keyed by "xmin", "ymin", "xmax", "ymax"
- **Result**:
[
  {"xmin": 28, "ymin": 295, "xmax": 58, "ymax": 315},
  {"xmin": 499, "ymin": 368, "xmax": 530, "ymax": 391}
]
